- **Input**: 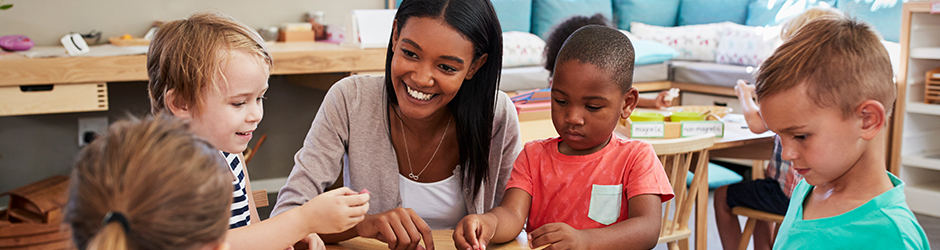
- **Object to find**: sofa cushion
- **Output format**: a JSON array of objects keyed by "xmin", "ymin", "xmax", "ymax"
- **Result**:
[
  {"xmin": 493, "ymin": 0, "xmax": 533, "ymax": 33},
  {"xmin": 498, "ymin": 63, "xmax": 669, "ymax": 92},
  {"xmin": 395, "ymin": 0, "xmax": 532, "ymax": 33},
  {"xmin": 745, "ymin": 0, "xmax": 837, "ymax": 26},
  {"xmin": 531, "ymin": 0, "xmax": 613, "ymax": 39},
  {"xmin": 502, "ymin": 31, "xmax": 545, "ymax": 68},
  {"xmin": 631, "ymin": 22, "xmax": 728, "ymax": 62},
  {"xmin": 716, "ymin": 23, "xmax": 782, "ymax": 67},
  {"xmin": 612, "ymin": 0, "xmax": 680, "ymax": 31},
  {"xmin": 677, "ymin": 0, "xmax": 750, "ymax": 26},
  {"xmin": 671, "ymin": 60, "xmax": 756, "ymax": 88},
  {"xmin": 632, "ymin": 39, "xmax": 680, "ymax": 66},
  {"xmin": 837, "ymin": 0, "xmax": 903, "ymax": 42}
]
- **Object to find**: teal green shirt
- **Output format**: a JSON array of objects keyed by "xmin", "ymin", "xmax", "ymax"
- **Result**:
[{"xmin": 773, "ymin": 172, "xmax": 929, "ymax": 250}]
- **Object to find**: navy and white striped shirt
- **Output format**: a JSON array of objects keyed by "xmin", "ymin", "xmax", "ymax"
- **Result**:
[{"xmin": 223, "ymin": 152, "xmax": 251, "ymax": 229}]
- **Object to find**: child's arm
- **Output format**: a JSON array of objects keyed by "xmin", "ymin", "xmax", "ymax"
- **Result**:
[
  {"xmin": 734, "ymin": 80, "xmax": 768, "ymax": 134},
  {"xmin": 636, "ymin": 89, "xmax": 677, "ymax": 109},
  {"xmin": 454, "ymin": 188, "xmax": 532, "ymax": 250},
  {"xmin": 527, "ymin": 194, "xmax": 662, "ymax": 250},
  {"xmin": 227, "ymin": 187, "xmax": 369, "ymax": 250}
]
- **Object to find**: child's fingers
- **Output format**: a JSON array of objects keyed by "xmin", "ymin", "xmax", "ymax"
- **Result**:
[
  {"xmin": 339, "ymin": 192, "xmax": 370, "ymax": 207},
  {"xmin": 528, "ymin": 224, "xmax": 563, "ymax": 248}
]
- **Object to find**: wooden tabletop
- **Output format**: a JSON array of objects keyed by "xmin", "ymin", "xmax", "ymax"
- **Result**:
[
  {"xmin": 326, "ymin": 230, "xmax": 544, "ymax": 250},
  {"xmin": 0, "ymin": 41, "xmax": 387, "ymax": 87}
]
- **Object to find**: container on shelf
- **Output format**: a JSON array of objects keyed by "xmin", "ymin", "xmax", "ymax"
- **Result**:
[{"xmin": 926, "ymin": 67, "xmax": 940, "ymax": 104}]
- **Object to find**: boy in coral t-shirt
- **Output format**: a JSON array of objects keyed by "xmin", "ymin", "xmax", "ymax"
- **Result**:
[{"xmin": 453, "ymin": 25, "xmax": 674, "ymax": 250}]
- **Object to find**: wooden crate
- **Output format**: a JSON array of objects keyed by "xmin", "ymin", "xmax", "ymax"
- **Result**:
[
  {"xmin": 927, "ymin": 67, "xmax": 940, "ymax": 104},
  {"xmin": 0, "ymin": 82, "xmax": 107, "ymax": 116}
]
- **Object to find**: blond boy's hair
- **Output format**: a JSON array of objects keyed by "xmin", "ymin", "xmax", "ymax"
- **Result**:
[
  {"xmin": 780, "ymin": 7, "xmax": 844, "ymax": 41},
  {"xmin": 66, "ymin": 114, "xmax": 231, "ymax": 250},
  {"xmin": 756, "ymin": 18, "xmax": 895, "ymax": 117},
  {"xmin": 147, "ymin": 12, "xmax": 272, "ymax": 115}
]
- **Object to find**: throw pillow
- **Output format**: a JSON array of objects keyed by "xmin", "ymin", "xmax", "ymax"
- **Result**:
[
  {"xmin": 745, "ymin": 0, "xmax": 837, "ymax": 26},
  {"xmin": 502, "ymin": 31, "xmax": 546, "ymax": 68},
  {"xmin": 837, "ymin": 0, "xmax": 904, "ymax": 42},
  {"xmin": 531, "ymin": 0, "xmax": 613, "ymax": 39},
  {"xmin": 716, "ymin": 23, "xmax": 782, "ymax": 67},
  {"xmin": 677, "ymin": 0, "xmax": 750, "ymax": 26},
  {"xmin": 612, "ymin": 0, "xmax": 680, "ymax": 31},
  {"xmin": 631, "ymin": 22, "xmax": 730, "ymax": 62},
  {"xmin": 632, "ymin": 39, "xmax": 680, "ymax": 66}
]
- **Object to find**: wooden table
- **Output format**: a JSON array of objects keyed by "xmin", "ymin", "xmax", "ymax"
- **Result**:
[
  {"xmin": 517, "ymin": 113, "xmax": 775, "ymax": 250},
  {"xmin": 326, "ymin": 230, "xmax": 543, "ymax": 250}
]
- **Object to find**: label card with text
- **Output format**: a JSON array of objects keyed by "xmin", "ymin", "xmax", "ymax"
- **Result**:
[
  {"xmin": 631, "ymin": 122, "xmax": 665, "ymax": 138},
  {"xmin": 680, "ymin": 121, "xmax": 724, "ymax": 137}
]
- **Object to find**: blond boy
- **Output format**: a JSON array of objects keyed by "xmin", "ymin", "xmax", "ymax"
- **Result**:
[{"xmin": 755, "ymin": 18, "xmax": 928, "ymax": 249}]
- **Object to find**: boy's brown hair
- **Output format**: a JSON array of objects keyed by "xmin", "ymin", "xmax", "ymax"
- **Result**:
[
  {"xmin": 66, "ymin": 114, "xmax": 231, "ymax": 250},
  {"xmin": 147, "ymin": 11, "xmax": 273, "ymax": 116},
  {"xmin": 756, "ymin": 18, "xmax": 895, "ymax": 117}
]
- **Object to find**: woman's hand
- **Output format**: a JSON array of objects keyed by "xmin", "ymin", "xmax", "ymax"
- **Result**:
[
  {"xmin": 304, "ymin": 187, "xmax": 370, "ymax": 234},
  {"xmin": 453, "ymin": 213, "xmax": 498, "ymax": 250},
  {"xmin": 355, "ymin": 207, "xmax": 434, "ymax": 250},
  {"xmin": 528, "ymin": 223, "xmax": 590, "ymax": 250}
]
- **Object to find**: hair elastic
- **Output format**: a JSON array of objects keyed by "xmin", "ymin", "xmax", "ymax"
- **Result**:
[{"xmin": 101, "ymin": 211, "xmax": 131, "ymax": 233}]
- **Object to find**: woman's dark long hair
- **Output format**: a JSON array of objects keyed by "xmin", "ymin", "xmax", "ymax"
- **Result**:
[{"xmin": 385, "ymin": 0, "xmax": 503, "ymax": 198}]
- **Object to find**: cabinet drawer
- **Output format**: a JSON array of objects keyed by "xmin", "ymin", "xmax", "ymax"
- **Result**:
[
  {"xmin": 0, "ymin": 82, "xmax": 108, "ymax": 116},
  {"xmin": 680, "ymin": 92, "xmax": 742, "ymax": 114}
]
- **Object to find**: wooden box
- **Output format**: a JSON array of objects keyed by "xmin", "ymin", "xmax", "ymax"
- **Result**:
[
  {"xmin": 0, "ymin": 175, "xmax": 74, "ymax": 249},
  {"xmin": 926, "ymin": 67, "xmax": 940, "ymax": 104},
  {"xmin": 0, "ymin": 82, "xmax": 108, "ymax": 116},
  {"xmin": 616, "ymin": 118, "xmax": 724, "ymax": 139},
  {"xmin": 278, "ymin": 30, "xmax": 315, "ymax": 42}
]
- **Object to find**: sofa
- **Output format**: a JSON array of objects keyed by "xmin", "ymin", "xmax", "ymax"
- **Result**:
[{"xmin": 394, "ymin": 0, "xmax": 904, "ymax": 110}]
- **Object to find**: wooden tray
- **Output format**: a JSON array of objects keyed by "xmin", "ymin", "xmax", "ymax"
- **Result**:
[{"xmin": 108, "ymin": 37, "xmax": 150, "ymax": 46}]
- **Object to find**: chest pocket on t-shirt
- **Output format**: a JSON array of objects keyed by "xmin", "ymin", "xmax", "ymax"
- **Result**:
[{"xmin": 588, "ymin": 184, "xmax": 622, "ymax": 225}]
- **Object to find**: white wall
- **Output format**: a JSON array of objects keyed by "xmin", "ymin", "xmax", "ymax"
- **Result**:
[{"xmin": 0, "ymin": 0, "xmax": 385, "ymax": 46}]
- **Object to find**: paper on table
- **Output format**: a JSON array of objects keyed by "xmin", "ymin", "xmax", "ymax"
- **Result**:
[
  {"xmin": 345, "ymin": 9, "xmax": 396, "ymax": 49},
  {"xmin": 17, "ymin": 44, "xmax": 149, "ymax": 58}
]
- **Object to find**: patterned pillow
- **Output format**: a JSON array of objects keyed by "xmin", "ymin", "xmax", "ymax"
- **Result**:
[
  {"xmin": 630, "ymin": 22, "xmax": 730, "ymax": 62},
  {"xmin": 715, "ymin": 23, "xmax": 782, "ymax": 66},
  {"xmin": 502, "ymin": 31, "xmax": 546, "ymax": 68}
]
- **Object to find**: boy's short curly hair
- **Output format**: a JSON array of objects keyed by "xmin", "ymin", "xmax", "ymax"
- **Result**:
[
  {"xmin": 756, "ymin": 18, "xmax": 895, "ymax": 118},
  {"xmin": 147, "ymin": 12, "xmax": 273, "ymax": 116},
  {"xmin": 555, "ymin": 25, "xmax": 635, "ymax": 92},
  {"xmin": 543, "ymin": 13, "xmax": 611, "ymax": 75}
]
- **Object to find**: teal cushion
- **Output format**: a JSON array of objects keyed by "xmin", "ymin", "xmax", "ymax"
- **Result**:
[
  {"xmin": 837, "ymin": 0, "xmax": 904, "ymax": 42},
  {"xmin": 632, "ymin": 39, "xmax": 679, "ymax": 65},
  {"xmin": 745, "ymin": 0, "xmax": 837, "ymax": 26},
  {"xmin": 612, "ymin": 0, "xmax": 680, "ymax": 31},
  {"xmin": 686, "ymin": 162, "xmax": 743, "ymax": 189},
  {"xmin": 531, "ymin": 0, "xmax": 613, "ymax": 39},
  {"xmin": 395, "ymin": 0, "xmax": 532, "ymax": 33},
  {"xmin": 493, "ymin": 0, "xmax": 533, "ymax": 33},
  {"xmin": 677, "ymin": 0, "xmax": 750, "ymax": 26}
]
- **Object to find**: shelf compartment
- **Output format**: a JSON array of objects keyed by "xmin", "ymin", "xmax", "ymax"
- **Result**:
[
  {"xmin": 902, "ymin": 153, "xmax": 940, "ymax": 171},
  {"xmin": 0, "ymin": 82, "xmax": 108, "ymax": 116},
  {"xmin": 906, "ymin": 102, "xmax": 940, "ymax": 116},
  {"xmin": 906, "ymin": 182, "xmax": 940, "ymax": 218},
  {"xmin": 911, "ymin": 47, "xmax": 940, "ymax": 60}
]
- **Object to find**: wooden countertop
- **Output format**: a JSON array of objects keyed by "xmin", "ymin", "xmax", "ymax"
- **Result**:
[
  {"xmin": 0, "ymin": 41, "xmax": 387, "ymax": 87},
  {"xmin": 327, "ymin": 230, "xmax": 543, "ymax": 250}
]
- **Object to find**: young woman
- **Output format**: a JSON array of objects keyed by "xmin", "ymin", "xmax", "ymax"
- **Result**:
[{"xmin": 272, "ymin": 0, "xmax": 521, "ymax": 249}]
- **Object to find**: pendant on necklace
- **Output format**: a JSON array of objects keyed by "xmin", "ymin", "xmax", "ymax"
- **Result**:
[{"xmin": 409, "ymin": 173, "xmax": 419, "ymax": 180}]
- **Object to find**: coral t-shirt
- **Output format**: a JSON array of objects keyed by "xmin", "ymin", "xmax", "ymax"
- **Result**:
[{"xmin": 506, "ymin": 135, "xmax": 674, "ymax": 232}]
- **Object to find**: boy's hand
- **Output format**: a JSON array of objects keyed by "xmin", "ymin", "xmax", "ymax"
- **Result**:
[
  {"xmin": 355, "ymin": 207, "xmax": 434, "ymax": 250},
  {"xmin": 287, "ymin": 233, "xmax": 325, "ymax": 250},
  {"xmin": 454, "ymin": 213, "xmax": 498, "ymax": 250},
  {"xmin": 528, "ymin": 223, "xmax": 589, "ymax": 250},
  {"xmin": 734, "ymin": 80, "xmax": 756, "ymax": 100},
  {"xmin": 306, "ymin": 187, "xmax": 370, "ymax": 234}
]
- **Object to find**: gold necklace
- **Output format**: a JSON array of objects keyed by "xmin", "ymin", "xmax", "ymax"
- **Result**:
[{"xmin": 397, "ymin": 108, "xmax": 451, "ymax": 181}]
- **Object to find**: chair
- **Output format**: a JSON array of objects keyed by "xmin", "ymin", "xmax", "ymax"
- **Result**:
[
  {"xmin": 732, "ymin": 206, "xmax": 784, "ymax": 250},
  {"xmin": 650, "ymin": 135, "xmax": 715, "ymax": 250}
]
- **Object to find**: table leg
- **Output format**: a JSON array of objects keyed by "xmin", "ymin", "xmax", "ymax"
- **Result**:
[{"xmin": 695, "ymin": 161, "xmax": 707, "ymax": 250}]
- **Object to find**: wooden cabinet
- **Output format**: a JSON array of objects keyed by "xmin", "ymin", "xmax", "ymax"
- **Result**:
[{"xmin": 893, "ymin": 1, "xmax": 940, "ymax": 218}]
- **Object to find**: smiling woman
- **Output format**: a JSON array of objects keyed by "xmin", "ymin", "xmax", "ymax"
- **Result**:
[{"xmin": 272, "ymin": 0, "xmax": 522, "ymax": 249}]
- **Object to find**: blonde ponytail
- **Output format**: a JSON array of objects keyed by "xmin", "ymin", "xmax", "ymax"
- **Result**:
[{"xmin": 86, "ymin": 223, "xmax": 128, "ymax": 250}]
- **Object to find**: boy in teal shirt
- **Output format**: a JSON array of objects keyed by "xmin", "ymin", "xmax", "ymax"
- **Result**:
[{"xmin": 754, "ymin": 17, "xmax": 929, "ymax": 249}]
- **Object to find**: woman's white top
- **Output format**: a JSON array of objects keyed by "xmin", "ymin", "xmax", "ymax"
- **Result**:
[{"xmin": 399, "ymin": 172, "xmax": 468, "ymax": 230}]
